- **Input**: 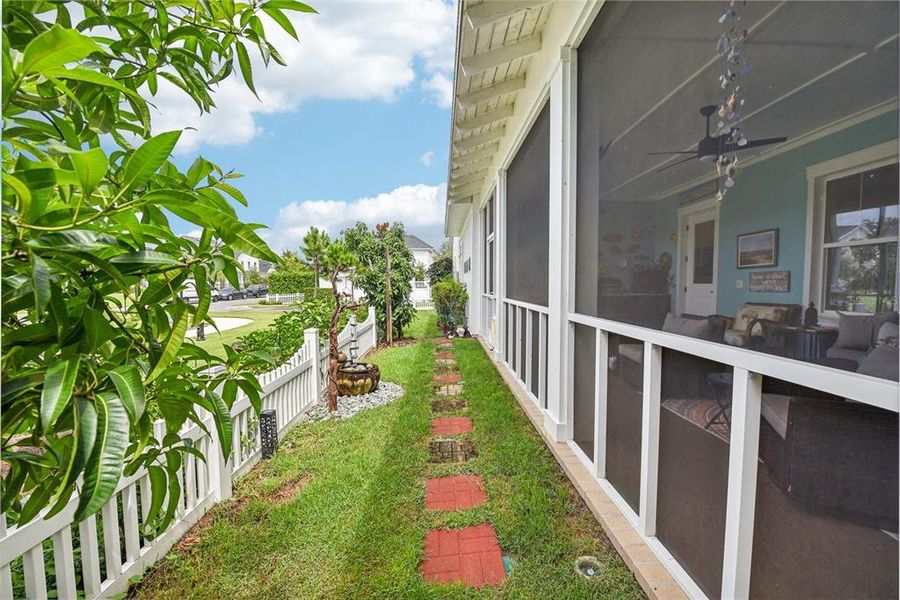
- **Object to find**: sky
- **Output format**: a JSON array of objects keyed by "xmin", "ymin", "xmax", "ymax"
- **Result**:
[{"xmin": 156, "ymin": 1, "xmax": 456, "ymax": 253}]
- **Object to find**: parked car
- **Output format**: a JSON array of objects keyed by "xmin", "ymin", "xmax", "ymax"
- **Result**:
[
  {"xmin": 245, "ymin": 283, "xmax": 269, "ymax": 298},
  {"xmin": 181, "ymin": 280, "xmax": 219, "ymax": 303},
  {"xmin": 218, "ymin": 286, "xmax": 247, "ymax": 301}
]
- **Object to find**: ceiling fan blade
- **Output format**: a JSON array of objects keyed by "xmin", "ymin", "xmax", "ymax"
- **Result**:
[
  {"xmin": 722, "ymin": 136, "xmax": 788, "ymax": 153},
  {"xmin": 648, "ymin": 150, "xmax": 696, "ymax": 155},
  {"xmin": 655, "ymin": 155, "xmax": 697, "ymax": 173}
]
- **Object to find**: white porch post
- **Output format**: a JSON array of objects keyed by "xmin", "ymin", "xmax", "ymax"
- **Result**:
[
  {"xmin": 496, "ymin": 170, "xmax": 507, "ymax": 360},
  {"xmin": 471, "ymin": 197, "xmax": 484, "ymax": 336},
  {"xmin": 544, "ymin": 46, "xmax": 575, "ymax": 442},
  {"xmin": 721, "ymin": 367, "xmax": 763, "ymax": 599}
]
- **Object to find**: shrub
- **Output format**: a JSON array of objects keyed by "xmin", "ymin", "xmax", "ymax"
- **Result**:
[
  {"xmin": 268, "ymin": 269, "xmax": 315, "ymax": 294},
  {"xmin": 433, "ymin": 279, "xmax": 468, "ymax": 332},
  {"xmin": 239, "ymin": 298, "xmax": 367, "ymax": 365},
  {"xmin": 427, "ymin": 255, "xmax": 453, "ymax": 285}
]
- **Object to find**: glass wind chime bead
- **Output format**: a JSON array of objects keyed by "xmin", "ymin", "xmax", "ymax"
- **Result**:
[{"xmin": 714, "ymin": 0, "xmax": 750, "ymax": 203}]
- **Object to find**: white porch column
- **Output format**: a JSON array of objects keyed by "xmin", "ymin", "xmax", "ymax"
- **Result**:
[
  {"xmin": 496, "ymin": 170, "xmax": 507, "ymax": 359},
  {"xmin": 471, "ymin": 197, "xmax": 484, "ymax": 336},
  {"xmin": 544, "ymin": 46, "xmax": 575, "ymax": 442}
]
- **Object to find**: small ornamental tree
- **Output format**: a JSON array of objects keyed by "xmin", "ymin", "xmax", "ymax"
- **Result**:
[
  {"xmin": 300, "ymin": 226, "xmax": 329, "ymax": 298},
  {"xmin": 343, "ymin": 222, "xmax": 415, "ymax": 341},
  {"xmin": 1, "ymin": 0, "xmax": 313, "ymax": 531},
  {"xmin": 321, "ymin": 239, "xmax": 359, "ymax": 411},
  {"xmin": 433, "ymin": 279, "xmax": 469, "ymax": 333}
]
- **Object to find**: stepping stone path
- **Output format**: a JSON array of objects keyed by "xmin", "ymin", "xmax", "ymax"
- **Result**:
[
  {"xmin": 431, "ymin": 398, "xmax": 468, "ymax": 413},
  {"xmin": 425, "ymin": 475, "xmax": 487, "ymax": 511},
  {"xmin": 421, "ymin": 339, "xmax": 506, "ymax": 588},
  {"xmin": 421, "ymin": 525, "xmax": 506, "ymax": 588},
  {"xmin": 431, "ymin": 416, "xmax": 472, "ymax": 436}
]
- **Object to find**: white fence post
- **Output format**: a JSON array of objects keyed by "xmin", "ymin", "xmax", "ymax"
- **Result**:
[
  {"xmin": 305, "ymin": 328, "xmax": 320, "ymax": 402},
  {"xmin": 209, "ymin": 409, "xmax": 233, "ymax": 502}
]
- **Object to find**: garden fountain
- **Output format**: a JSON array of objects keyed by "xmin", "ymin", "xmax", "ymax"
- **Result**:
[{"xmin": 336, "ymin": 316, "xmax": 381, "ymax": 396}]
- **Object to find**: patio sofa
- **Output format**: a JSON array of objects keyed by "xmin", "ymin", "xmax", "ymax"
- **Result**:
[
  {"xmin": 760, "ymin": 393, "xmax": 898, "ymax": 531},
  {"xmin": 714, "ymin": 302, "xmax": 803, "ymax": 350}
]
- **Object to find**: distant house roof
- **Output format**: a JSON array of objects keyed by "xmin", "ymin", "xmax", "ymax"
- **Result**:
[{"xmin": 404, "ymin": 234, "xmax": 434, "ymax": 251}]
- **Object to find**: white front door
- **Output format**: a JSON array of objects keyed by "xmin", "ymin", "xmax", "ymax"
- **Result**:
[{"xmin": 683, "ymin": 209, "xmax": 718, "ymax": 316}]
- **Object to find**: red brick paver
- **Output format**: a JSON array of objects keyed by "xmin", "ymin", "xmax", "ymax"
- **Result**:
[
  {"xmin": 435, "ymin": 352, "xmax": 455, "ymax": 360},
  {"xmin": 421, "ymin": 525, "xmax": 505, "ymax": 587},
  {"xmin": 434, "ymin": 372, "xmax": 461, "ymax": 385},
  {"xmin": 425, "ymin": 475, "xmax": 488, "ymax": 511},
  {"xmin": 432, "ymin": 416, "xmax": 473, "ymax": 436}
]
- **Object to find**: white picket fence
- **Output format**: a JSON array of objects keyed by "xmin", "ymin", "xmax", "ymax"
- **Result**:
[
  {"xmin": 0, "ymin": 307, "xmax": 377, "ymax": 599},
  {"xmin": 414, "ymin": 299, "xmax": 434, "ymax": 310},
  {"xmin": 264, "ymin": 292, "xmax": 304, "ymax": 304}
]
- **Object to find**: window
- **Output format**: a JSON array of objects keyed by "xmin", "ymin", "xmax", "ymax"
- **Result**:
[
  {"xmin": 821, "ymin": 163, "xmax": 898, "ymax": 313},
  {"xmin": 483, "ymin": 195, "xmax": 495, "ymax": 295}
]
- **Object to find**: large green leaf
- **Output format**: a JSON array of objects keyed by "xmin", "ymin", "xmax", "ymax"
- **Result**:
[
  {"xmin": 109, "ymin": 251, "xmax": 180, "ymax": 267},
  {"xmin": 262, "ymin": 6, "xmax": 297, "ymax": 40},
  {"xmin": 44, "ymin": 66, "xmax": 142, "ymax": 99},
  {"xmin": 204, "ymin": 390, "xmax": 233, "ymax": 461},
  {"xmin": 22, "ymin": 24, "xmax": 103, "ymax": 73},
  {"xmin": 262, "ymin": 0, "xmax": 317, "ymax": 13},
  {"xmin": 142, "ymin": 465, "xmax": 167, "ymax": 535},
  {"xmin": 120, "ymin": 130, "xmax": 181, "ymax": 192},
  {"xmin": 30, "ymin": 253, "xmax": 51, "ymax": 315},
  {"xmin": 51, "ymin": 397, "xmax": 97, "ymax": 506},
  {"xmin": 40, "ymin": 357, "xmax": 80, "ymax": 430},
  {"xmin": 108, "ymin": 365, "xmax": 146, "ymax": 423},
  {"xmin": 75, "ymin": 392, "xmax": 130, "ymax": 521},
  {"xmin": 67, "ymin": 147, "xmax": 108, "ymax": 194},
  {"xmin": 146, "ymin": 304, "xmax": 189, "ymax": 383},
  {"xmin": 235, "ymin": 41, "xmax": 257, "ymax": 98}
]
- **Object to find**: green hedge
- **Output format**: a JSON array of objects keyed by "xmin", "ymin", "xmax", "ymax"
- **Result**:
[{"xmin": 268, "ymin": 269, "xmax": 315, "ymax": 294}]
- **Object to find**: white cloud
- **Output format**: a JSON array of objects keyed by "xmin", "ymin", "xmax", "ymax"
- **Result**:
[
  {"xmin": 418, "ymin": 150, "xmax": 435, "ymax": 166},
  {"xmin": 149, "ymin": 1, "xmax": 457, "ymax": 152},
  {"xmin": 264, "ymin": 183, "xmax": 446, "ymax": 251},
  {"xmin": 421, "ymin": 72, "xmax": 454, "ymax": 109}
]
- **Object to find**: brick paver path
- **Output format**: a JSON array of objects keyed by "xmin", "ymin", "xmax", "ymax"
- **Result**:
[
  {"xmin": 436, "ymin": 384, "xmax": 463, "ymax": 396},
  {"xmin": 434, "ymin": 372, "xmax": 461, "ymax": 385},
  {"xmin": 425, "ymin": 475, "xmax": 487, "ymax": 511},
  {"xmin": 435, "ymin": 352, "xmax": 455, "ymax": 359},
  {"xmin": 432, "ymin": 416, "xmax": 473, "ymax": 436},
  {"xmin": 421, "ymin": 525, "xmax": 505, "ymax": 588}
]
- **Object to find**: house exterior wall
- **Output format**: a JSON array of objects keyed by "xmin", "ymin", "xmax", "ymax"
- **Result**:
[{"xmin": 448, "ymin": 2, "xmax": 898, "ymax": 598}]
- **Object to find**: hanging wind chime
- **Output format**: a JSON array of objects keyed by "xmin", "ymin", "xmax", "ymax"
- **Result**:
[{"xmin": 714, "ymin": 0, "xmax": 751, "ymax": 202}]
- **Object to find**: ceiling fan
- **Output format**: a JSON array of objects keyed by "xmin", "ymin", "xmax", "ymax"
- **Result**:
[{"xmin": 650, "ymin": 104, "xmax": 787, "ymax": 172}]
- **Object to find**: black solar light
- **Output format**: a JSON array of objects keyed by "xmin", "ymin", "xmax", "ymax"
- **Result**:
[{"xmin": 260, "ymin": 408, "xmax": 278, "ymax": 459}]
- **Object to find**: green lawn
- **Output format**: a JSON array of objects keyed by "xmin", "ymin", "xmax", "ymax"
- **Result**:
[
  {"xmin": 192, "ymin": 306, "xmax": 290, "ymax": 358},
  {"xmin": 133, "ymin": 312, "xmax": 642, "ymax": 599}
]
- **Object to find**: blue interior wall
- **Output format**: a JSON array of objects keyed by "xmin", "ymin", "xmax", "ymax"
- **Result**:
[{"xmin": 715, "ymin": 110, "xmax": 898, "ymax": 315}]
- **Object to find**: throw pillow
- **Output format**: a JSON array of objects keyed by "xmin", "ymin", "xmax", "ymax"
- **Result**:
[
  {"xmin": 834, "ymin": 312, "xmax": 877, "ymax": 350},
  {"xmin": 662, "ymin": 313, "xmax": 712, "ymax": 339},
  {"xmin": 876, "ymin": 321, "xmax": 899, "ymax": 350},
  {"xmin": 856, "ymin": 346, "xmax": 899, "ymax": 381}
]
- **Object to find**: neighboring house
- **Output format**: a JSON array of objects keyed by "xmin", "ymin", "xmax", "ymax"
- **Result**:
[
  {"xmin": 444, "ymin": 2, "xmax": 898, "ymax": 599},
  {"xmin": 404, "ymin": 234, "xmax": 435, "ymax": 306}
]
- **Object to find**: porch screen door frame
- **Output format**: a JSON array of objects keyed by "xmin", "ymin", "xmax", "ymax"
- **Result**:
[{"xmin": 677, "ymin": 198, "xmax": 720, "ymax": 316}]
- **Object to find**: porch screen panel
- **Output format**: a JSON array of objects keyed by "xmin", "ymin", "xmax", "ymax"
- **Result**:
[
  {"xmin": 657, "ymin": 349, "xmax": 732, "ymax": 599},
  {"xmin": 572, "ymin": 324, "xmax": 596, "ymax": 461},
  {"xmin": 605, "ymin": 334, "xmax": 643, "ymax": 513},
  {"xmin": 573, "ymin": 0, "xmax": 900, "ymax": 376},
  {"xmin": 505, "ymin": 103, "xmax": 550, "ymax": 306},
  {"xmin": 749, "ymin": 376, "xmax": 898, "ymax": 598}
]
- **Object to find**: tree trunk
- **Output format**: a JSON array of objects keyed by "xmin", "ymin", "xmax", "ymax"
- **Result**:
[
  {"xmin": 313, "ymin": 257, "xmax": 318, "ymax": 299},
  {"xmin": 384, "ymin": 246, "xmax": 393, "ymax": 345},
  {"xmin": 327, "ymin": 271, "xmax": 340, "ymax": 411}
]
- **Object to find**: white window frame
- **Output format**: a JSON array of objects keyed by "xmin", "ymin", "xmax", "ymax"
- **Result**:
[{"xmin": 804, "ymin": 140, "xmax": 899, "ymax": 319}]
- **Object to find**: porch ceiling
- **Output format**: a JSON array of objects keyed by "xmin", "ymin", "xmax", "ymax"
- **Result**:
[{"xmin": 445, "ymin": 0, "xmax": 551, "ymax": 236}]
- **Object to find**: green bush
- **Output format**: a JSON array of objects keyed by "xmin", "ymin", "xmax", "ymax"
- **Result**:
[
  {"xmin": 433, "ymin": 279, "xmax": 468, "ymax": 333},
  {"xmin": 239, "ymin": 298, "xmax": 367, "ymax": 365},
  {"xmin": 268, "ymin": 269, "xmax": 315, "ymax": 294},
  {"xmin": 427, "ymin": 255, "xmax": 453, "ymax": 285}
]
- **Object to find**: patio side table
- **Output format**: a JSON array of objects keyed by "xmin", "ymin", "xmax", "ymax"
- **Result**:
[
  {"xmin": 779, "ymin": 325, "xmax": 839, "ymax": 360},
  {"xmin": 705, "ymin": 372, "xmax": 733, "ymax": 430}
]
